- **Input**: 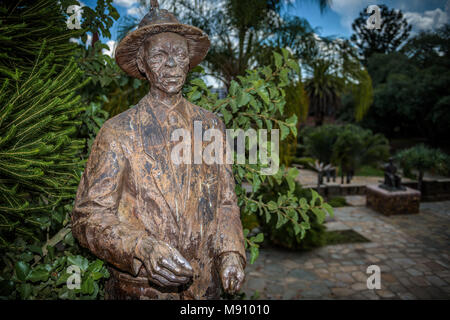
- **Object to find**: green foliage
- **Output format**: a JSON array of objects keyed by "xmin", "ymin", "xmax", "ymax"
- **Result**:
[
  {"xmin": 305, "ymin": 60, "xmax": 344, "ymax": 126},
  {"xmin": 395, "ymin": 144, "xmax": 450, "ymax": 190},
  {"xmin": 184, "ymin": 49, "xmax": 333, "ymax": 263},
  {"xmin": 361, "ymin": 26, "xmax": 450, "ymax": 146},
  {"xmin": 350, "ymin": 4, "xmax": 411, "ymax": 64},
  {"xmin": 301, "ymin": 124, "xmax": 390, "ymax": 179},
  {"xmin": 354, "ymin": 165, "xmax": 384, "ymax": 177},
  {"xmin": 304, "ymin": 54, "xmax": 373, "ymax": 125},
  {"xmin": 332, "ymin": 124, "xmax": 390, "ymax": 175},
  {"xmin": 61, "ymin": 0, "xmax": 119, "ymax": 41},
  {"xmin": 77, "ymin": 99, "xmax": 109, "ymax": 156},
  {"xmin": 0, "ymin": 46, "xmax": 87, "ymax": 243},
  {"xmin": 301, "ymin": 125, "xmax": 340, "ymax": 165},
  {"xmin": 279, "ymin": 81, "xmax": 309, "ymax": 167},
  {"xmin": 0, "ymin": 234, "xmax": 109, "ymax": 299},
  {"xmin": 257, "ymin": 181, "xmax": 328, "ymax": 250},
  {"xmin": 0, "ymin": 0, "xmax": 81, "ymax": 79},
  {"xmin": 324, "ymin": 230, "xmax": 370, "ymax": 246},
  {"xmin": 0, "ymin": 0, "xmax": 116, "ymax": 300},
  {"xmin": 75, "ymin": 41, "xmax": 148, "ymax": 117}
]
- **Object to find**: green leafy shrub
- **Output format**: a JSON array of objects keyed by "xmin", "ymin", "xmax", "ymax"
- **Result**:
[
  {"xmin": 301, "ymin": 124, "xmax": 390, "ymax": 183},
  {"xmin": 1, "ymin": 234, "xmax": 109, "ymax": 299},
  {"xmin": 396, "ymin": 144, "xmax": 450, "ymax": 191},
  {"xmin": 184, "ymin": 49, "xmax": 333, "ymax": 263},
  {"xmin": 257, "ymin": 180, "xmax": 329, "ymax": 250},
  {"xmin": 0, "ymin": 0, "xmax": 115, "ymax": 300}
]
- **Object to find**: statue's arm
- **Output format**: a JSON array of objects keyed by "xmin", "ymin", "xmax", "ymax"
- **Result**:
[
  {"xmin": 214, "ymin": 121, "xmax": 246, "ymax": 269},
  {"xmin": 72, "ymin": 124, "xmax": 146, "ymax": 276}
]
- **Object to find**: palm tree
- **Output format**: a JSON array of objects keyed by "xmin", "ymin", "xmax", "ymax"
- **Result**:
[
  {"xmin": 332, "ymin": 124, "xmax": 389, "ymax": 183},
  {"xmin": 305, "ymin": 59, "xmax": 344, "ymax": 126},
  {"xmin": 303, "ymin": 37, "xmax": 374, "ymax": 126}
]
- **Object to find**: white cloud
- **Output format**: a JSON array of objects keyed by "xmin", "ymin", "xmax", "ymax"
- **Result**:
[
  {"xmin": 103, "ymin": 40, "xmax": 117, "ymax": 57},
  {"xmin": 404, "ymin": 8, "xmax": 448, "ymax": 33},
  {"xmin": 113, "ymin": 0, "xmax": 139, "ymax": 8},
  {"xmin": 127, "ymin": 6, "xmax": 141, "ymax": 16},
  {"xmin": 69, "ymin": 37, "xmax": 81, "ymax": 44},
  {"xmin": 86, "ymin": 33, "xmax": 92, "ymax": 46},
  {"xmin": 330, "ymin": 0, "xmax": 372, "ymax": 31}
]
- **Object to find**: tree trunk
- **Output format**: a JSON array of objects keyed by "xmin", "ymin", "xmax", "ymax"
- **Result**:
[{"xmin": 418, "ymin": 170, "xmax": 424, "ymax": 192}]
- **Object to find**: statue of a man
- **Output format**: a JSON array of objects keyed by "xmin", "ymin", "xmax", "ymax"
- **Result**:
[
  {"xmin": 72, "ymin": 2, "xmax": 246, "ymax": 300},
  {"xmin": 380, "ymin": 157, "xmax": 405, "ymax": 191}
]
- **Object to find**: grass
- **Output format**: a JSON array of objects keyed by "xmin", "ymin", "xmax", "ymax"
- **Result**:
[
  {"xmin": 324, "ymin": 230, "xmax": 370, "ymax": 245},
  {"xmin": 337, "ymin": 165, "xmax": 384, "ymax": 177},
  {"xmin": 328, "ymin": 196, "xmax": 348, "ymax": 208}
]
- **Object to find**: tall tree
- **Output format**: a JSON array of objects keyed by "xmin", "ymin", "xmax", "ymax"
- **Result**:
[
  {"xmin": 0, "ymin": 0, "xmax": 87, "ymax": 243},
  {"xmin": 350, "ymin": 4, "xmax": 411, "ymax": 64},
  {"xmin": 303, "ymin": 37, "xmax": 374, "ymax": 126},
  {"xmin": 119, "ymin": 0, "xmax": 330, "ymax": 88}
]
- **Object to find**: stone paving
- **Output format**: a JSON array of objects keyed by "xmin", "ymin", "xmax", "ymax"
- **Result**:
[{"xmin": 241, "ymin": 200, "xmax": 450, "ymax": 299}]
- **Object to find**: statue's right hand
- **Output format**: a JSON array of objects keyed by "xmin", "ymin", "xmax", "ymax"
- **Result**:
[{"xmin": 135, "ymin": 237, "xmax": 194, "ymax": 287}]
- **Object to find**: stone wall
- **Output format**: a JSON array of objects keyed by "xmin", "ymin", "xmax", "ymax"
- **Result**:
[{"xmin": 313, "ymin": 179, "xmax": 450, "ymax": 202}]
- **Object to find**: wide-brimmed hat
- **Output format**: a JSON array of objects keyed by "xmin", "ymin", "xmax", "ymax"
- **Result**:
[{"xmin": 115, "ymin": 1, "xmax": 210, "ymax": 80}]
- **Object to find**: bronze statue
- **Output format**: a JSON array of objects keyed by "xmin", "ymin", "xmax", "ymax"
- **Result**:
[
  {"xmin": 72, "ymin": 1, "xmax": 246, "ymax": 300},
  {"xmin": 380, "ymin": 157, "xmax": 405, "ymax": 191}
]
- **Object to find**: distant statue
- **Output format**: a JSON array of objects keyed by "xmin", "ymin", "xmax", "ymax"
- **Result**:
[{"xmin": 380, "ymin": 157, "xmax": 405, "ymax": 191}]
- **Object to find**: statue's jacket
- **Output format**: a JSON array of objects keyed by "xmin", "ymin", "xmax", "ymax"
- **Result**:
[{"xmin": 72, "ymin": 96, "xmax": 246, "ymax": 299}]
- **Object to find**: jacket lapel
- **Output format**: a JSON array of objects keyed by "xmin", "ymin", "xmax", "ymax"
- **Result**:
[{"xmin": 137, "ymin": 99, "xmax": 180, "ymax": 226}]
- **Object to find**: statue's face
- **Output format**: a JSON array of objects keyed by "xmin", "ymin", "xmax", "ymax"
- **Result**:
[{"xmin": 140, "ymin": 32, "xmax": 189, "ymax": 94}]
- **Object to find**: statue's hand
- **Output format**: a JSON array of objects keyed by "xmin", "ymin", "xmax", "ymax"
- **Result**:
[
  {"xmin": 219, "ymin": 252, "xmax": 245, "ymax": 295},
  {"xmin": 135, "ymin": 237, "xmax": 194, "ymax": 287}
]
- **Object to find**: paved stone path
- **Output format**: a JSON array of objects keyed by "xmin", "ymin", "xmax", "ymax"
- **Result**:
[{"xmin": 241, "ymin": 200, "xmax": 450, "ymax": 299}]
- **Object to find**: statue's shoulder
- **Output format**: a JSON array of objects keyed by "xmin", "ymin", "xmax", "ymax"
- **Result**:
[
  {"xmin": 186, "ymin": 100, "xmax": 225, "ymax": 129},
  {"xmin": 101, "ymin": 105, "xmax": 139, "ymax": 134}
]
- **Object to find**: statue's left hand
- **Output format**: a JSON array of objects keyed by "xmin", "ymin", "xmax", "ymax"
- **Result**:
[{"xmin": 219, "ymin": 252, "xmax": 245, "ymax": 295}]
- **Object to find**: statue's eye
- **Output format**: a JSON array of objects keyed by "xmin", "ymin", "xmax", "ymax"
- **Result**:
[
  {"xmin": 176, "ymin": 51, "xmax": 188, "ymax": 59},
  {"xmin": 150, "ymin": 53, "xmax": 164, "ymax": 62}
]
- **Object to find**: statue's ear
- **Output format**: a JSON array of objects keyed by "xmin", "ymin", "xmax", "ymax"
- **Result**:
[{"xmin": 136, "ymin": 52, "xmax": 146, "ymax": 76}]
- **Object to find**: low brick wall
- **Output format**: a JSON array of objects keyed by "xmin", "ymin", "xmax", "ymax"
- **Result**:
[
  {"xmin": 311, "ymin": 179, "xmax": 450, "ymax": 202},
  {"xmin": 366, "ymin": 185, "xmax": 421, "ymax": 216}
]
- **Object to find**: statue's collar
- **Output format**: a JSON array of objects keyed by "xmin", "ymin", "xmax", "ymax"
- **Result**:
[{"xmin": 140, "ymin": 93, "xmax": 191, "ymax": 124}]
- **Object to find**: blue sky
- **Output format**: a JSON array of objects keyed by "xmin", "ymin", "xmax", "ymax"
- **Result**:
[{"xmin": 80, "ymin": 0, "xmax": 449, "ymax": 54}]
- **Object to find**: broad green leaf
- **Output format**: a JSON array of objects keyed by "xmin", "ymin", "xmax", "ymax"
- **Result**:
[
  {"xmin": 322, "ymin": 203, "xmax": 334, "ymax": 217},
  {"xmin": 254, "ymin": 233, "xmax": 264, "ymax": 243},
  {"xmin": 27, "ymin": 267, "xmax": 50, "ymax": 282},
  {"xmin": 287, "ymin": 59, "xmax": 301, "ymax": 74},
  {"xmin": 68, "ymin": 255, "xmax": 89, "ymax": 272},
  {"xmin": 15, "ymin": 261, "xmax": 30, "ymax": 281},
  {"xmin": 256, "ymin": 88, "xmax": 270, "ymax": 105},
  {"xmin": 81, "ymin": 276, "xmax": 94, "ymax": 295},
  {"xmin": 267, "ymin": 201, "xmax": 278, "ymax": 211},
  {"xmin": 236, "ymin": 90, "xmax": 250, "ymax": 107},
  {"xmin": 274, "ymin": 51, "xmax": 283, "ymax": 69},
  {"xmin": 312, "ymin": 207, "xmax": 326, "ymax": 224},
  {"xmin": 250, "ymin": 246, "xmax": 259, "ymax": 264},
  {"xmin": 279, "ymin": 123, "xmax": 290, "ymax": 140}
]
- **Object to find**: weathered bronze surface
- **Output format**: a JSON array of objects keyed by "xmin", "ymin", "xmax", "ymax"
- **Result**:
[
  {"xmin": 72, "ymin": 1, "xmax": 246, "ymax": 300},
  {"xmin": 379, "ymin": 157, "xmax": 406, "ymax": 191}
]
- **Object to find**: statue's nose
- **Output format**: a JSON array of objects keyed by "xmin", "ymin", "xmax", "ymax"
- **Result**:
[{"xmin": 166, "ymin": 56, "xmax": 176, "ymax": 67}]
